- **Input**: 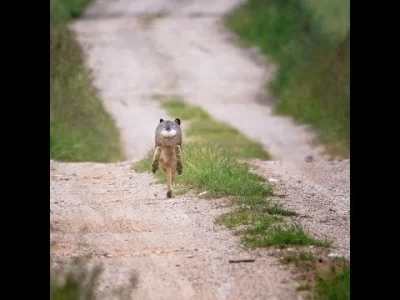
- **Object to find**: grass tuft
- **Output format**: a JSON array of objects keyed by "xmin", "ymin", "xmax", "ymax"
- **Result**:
[
  {"xmin": 315, "ymin": 263, "xmax": 350, "ymax": 300},
  {"xmin": 51, "ymin": 258, "xmax": 102, "ymax": 300},
  {"xmin": 242, "ymin": 224, "xmax": 330, "ymax": 249},
  {"xmin": 135, "ymin": 143, "xmax": 270, "ymax": 198},
  {"xmin": 280, "ymin": 251, "xmax": 349, "ymax": 299}
]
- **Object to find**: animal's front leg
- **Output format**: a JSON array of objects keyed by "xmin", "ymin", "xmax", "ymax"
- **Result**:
[
  {"xmin": 176, "ymin": 145, "xmax": 183, "ymax": 175},
  {"xmin": 152, "ymin": 147, "xmax": 162, "ymax": 173}
]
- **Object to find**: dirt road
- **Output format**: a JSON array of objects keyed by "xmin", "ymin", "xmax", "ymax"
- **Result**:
[
  {"xmin": 50, "ymin": 0, "xmax": 349, "ymax": 299},
  {"xmin": 51, "ymin": 161, "xmax": 302, "ymax": 299}
]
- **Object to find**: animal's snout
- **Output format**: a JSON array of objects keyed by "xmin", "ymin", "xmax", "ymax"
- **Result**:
[{"xmin": 165, "ymin": 125, "xmax": 171, "ymax": 131}]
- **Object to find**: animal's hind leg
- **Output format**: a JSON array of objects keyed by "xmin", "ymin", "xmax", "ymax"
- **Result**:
[
  {"xmin": 152, "ymin": 147, "xmax": 161, "ymax": 173},
  {"xmin": 166, "ymin": 167, "xmax": 173, "ymax": 198},
  {"xmin": 176, "ymin": 145, "xmax": 183, "ymax": 175}
]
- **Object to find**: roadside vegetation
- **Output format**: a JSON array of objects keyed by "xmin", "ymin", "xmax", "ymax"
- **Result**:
[
  {"xmin": 50, "ymin": 0, "xmax": 124, "ymax": 162},
  {"xmin": 225, "ymin": 0, "xmax": 350, "ymax": 157}
]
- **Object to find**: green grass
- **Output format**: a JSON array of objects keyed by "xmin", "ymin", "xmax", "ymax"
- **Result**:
[
  {"xmin": 50, "ymin": 0, "xmax": 124, "ymax": 162},
  {"xmin": 161, "ymin": 98, "xmax": 270, "ymax": 160},
  {"xmin": 299, "ymin": 252, "xmax": 315, "ymax": 261},
  {"xmin": 280, "ymin": 251, "xmax": 349, "ymax": 300},
  {"xmin": 315, "ymin": 263, "xmax": 350, "ymax": 300},
  {"xmin": 284, "ymin": 252, "xmax": 315, "ymax": 264},
  {"xmin": 242, "ymin": 224, "xmax": 330, "ymax": 249},
  {"xmin": 225, "ymin": 0, "xmax": 349, "ymax": 157},
  {"xmin": 297, "ymin": 284, "xmax": 312, "ymax": 291},
  {"xmin": 51, "ymin": 257, "xmax": 137, "ymax": 300},
  {"xmin": 160, "ymin": 98, "xmax": 211, "ymax": 121},
  {"xmin": 51, "ymin": 257, "xmax": 102, "ymax": 300},
  {"xmin": 134, "ymin": 98, "xmax": 329, "ymax": 249},
  {"xmin": 136, "ymin": 143, "xmax": 270, "ymax": 198}
]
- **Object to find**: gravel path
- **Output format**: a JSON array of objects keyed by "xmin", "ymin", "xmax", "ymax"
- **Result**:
[
  {"xmin": 50, "ymin": 0, "xmax": 349, "ymax": 298},
  {"xmin": 51, "ymin": 161, "xmax": 302, "ymax": 299}
]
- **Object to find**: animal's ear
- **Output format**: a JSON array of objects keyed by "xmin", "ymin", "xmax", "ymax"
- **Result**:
[
  {"xmin": 174, "ymin": 118, "xmax": 181, "ymax": 125},
  {"xmin": 159, "ymin": 118, "xmax": 164, "ymax": 123}
]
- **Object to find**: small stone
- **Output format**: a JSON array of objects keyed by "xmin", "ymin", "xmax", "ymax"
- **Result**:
[
  {"xmin": 328, "ymin": 253, "xmax": 344, "ymax": 259},
  {"xmin": 186, "ymin": 255, "xmax": 194, "ymax": 258},
  {"xmin": 305, "ymin": 155, "xmax": 314, "ymax": 162},
  {"xmin": 268, "ymin": 178, "xmax": 279, "ymax": 183}
]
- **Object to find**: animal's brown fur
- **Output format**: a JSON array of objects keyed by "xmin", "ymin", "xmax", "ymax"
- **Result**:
[{"xmin": 152, "ymin": 118, "xmax": 183, "ymax": 198}]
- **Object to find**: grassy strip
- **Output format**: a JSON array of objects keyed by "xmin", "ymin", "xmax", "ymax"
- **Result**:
[
  {"xmin": 50, "ymin": 0, "xmax": 124, "ymax": 162},
  {"xmin": 160, "ymin": 99, "xmax": 270, "ymax": 159},
  {"xmin": 133, "ymin": 98, "xmax": 329, "ymax": 249},
  {"xmin": 225, "ymin": 0, "xmax": 349, "ymax": 157}
]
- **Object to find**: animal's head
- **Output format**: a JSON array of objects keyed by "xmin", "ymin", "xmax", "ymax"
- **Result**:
[{"xmin": 158, "ymin": 118, "xmax": 181, "ymax": 138}]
